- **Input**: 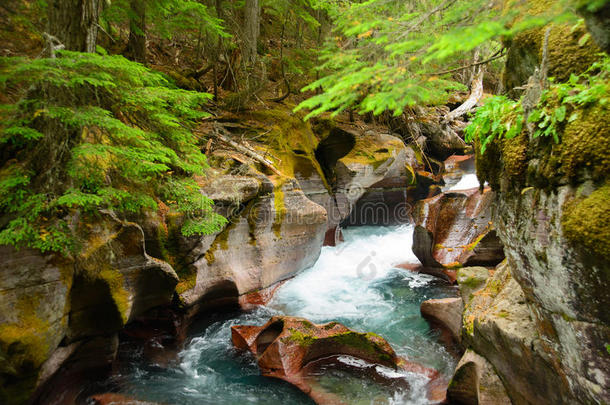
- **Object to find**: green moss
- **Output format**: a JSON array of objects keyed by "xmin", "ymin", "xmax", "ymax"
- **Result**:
[
  {"xmin": 272, "ymin": 186, "xmax": 286, "ymax": 239},
  {"xmin": 323, "ymin": 321, "xmax": 339, "ymax": 330},
  {"xmin": 176, "ymin": 271, "xmax": 197, "ymax": 295},
  {"xmin": 283, "ymin": 329, "xmax": 316, "ymax": 346},
  {"xmin": 0, "ymin": 296, "xmax": 50, "ymax": 372},
  {"xmin": 99, "ymin": 269, "xmax": 130, "ymax": 324},
  {"xmin": 560, "ymin": 104, "xmax": 610, "ymax": 182},
  {"xmin": 562, "ymin": 183, "xmax": 610, "ymax": 261},
  {"xmin": 501, "ymin": 131, "xmax": 529, "ymax": 180}
]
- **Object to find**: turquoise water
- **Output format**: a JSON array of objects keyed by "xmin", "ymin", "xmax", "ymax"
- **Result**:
[{"xmin": 111, "ymin": 225, "xmax": 457, "ymax": 404}]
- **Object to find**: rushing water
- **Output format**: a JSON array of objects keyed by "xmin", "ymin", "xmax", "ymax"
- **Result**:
[{"xmin": 110, "ymin": 225, "xmax": 458, "ymax": 405}]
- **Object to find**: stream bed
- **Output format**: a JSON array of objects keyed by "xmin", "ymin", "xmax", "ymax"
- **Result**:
[{"xmin": 109, "ymin": 225, "xmax": 458, "ymax": 404}]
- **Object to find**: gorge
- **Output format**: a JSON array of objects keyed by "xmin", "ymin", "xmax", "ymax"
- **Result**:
[{"xmin": 0, "ymin": 1, "xmax": 609, "ymax": 404}]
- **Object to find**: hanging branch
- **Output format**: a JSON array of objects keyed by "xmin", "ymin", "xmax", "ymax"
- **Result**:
[{"xmin": 427, "ymin": 48, "xmax": 505, "ymax": 76}]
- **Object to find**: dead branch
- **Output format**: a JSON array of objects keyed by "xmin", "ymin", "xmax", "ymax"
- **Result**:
[
  {"xmin": 443, "ymin": 69, "xmax": 484, "ymax": 123},
  {"xmin": 210, "ymin": 123, "xmax": 283, "ymax": 176}
]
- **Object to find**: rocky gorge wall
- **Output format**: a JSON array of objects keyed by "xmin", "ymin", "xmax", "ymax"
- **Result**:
[{"xmin": 434, "ymin": 10, "xmax": 610, "ymax": 405}]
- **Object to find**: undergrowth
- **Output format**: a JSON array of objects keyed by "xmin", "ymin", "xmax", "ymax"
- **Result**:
[{"xmin": 0, "ymin": 50, "xmax": 226, "ymax": 255}]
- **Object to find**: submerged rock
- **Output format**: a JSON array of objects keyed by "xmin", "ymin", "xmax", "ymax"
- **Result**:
[{"xmin": 231, "ymin": 316, "xmax": 444, "ymax": 404}]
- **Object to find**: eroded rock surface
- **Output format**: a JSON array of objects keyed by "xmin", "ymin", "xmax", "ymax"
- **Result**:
[
  {"xmin": 412, "ymin": 186, "xmax": 504, "ymax": 276},
  {"xmin": 231, "ymin": 316, "xmax": 444, "ymax": 404}
]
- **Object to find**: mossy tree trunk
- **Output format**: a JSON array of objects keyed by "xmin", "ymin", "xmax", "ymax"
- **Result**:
[
  {"xmin": 126, "ymin": 0, "xmax": 147, "ymax": 64},
  {"xmin": 47, "ymin": 0, "xmax": 103, "ymax": 52}
]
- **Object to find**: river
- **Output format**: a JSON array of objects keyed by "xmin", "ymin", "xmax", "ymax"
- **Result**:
[{"xmin": 107, "ymin": 224, "xmax": 458, "ymax": 404}]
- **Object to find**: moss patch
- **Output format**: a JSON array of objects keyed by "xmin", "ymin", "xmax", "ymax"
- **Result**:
[
  {"xmin": 562, "ymin": 182, "xmax": 610, "ymax": 261},
  {"xmin": 99, "ymin": 269, "xmax": 130, "ymax": 324},
  {"xmin": 0, "ymin": 294, "xmax": 50, "ymax": 373},
  {"xmin": 560, "ymin": 104, "xmax": 610, "ymax": 182},
  {"xmin": 272, "ymin": 185, "xmax": 286, "ymax": 239}
]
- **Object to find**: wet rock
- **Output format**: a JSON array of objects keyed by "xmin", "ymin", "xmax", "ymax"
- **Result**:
[
  {"xmin": 238, "ymin": 280, "xmax": 287, "ymax": 310},
  {"xmin": 421, "ymin": 297, "xmax": 463, "ymax": 344},
  {"xmin": 412, "ymin": 187, "xmax": 504, "ymax": 274},
  {"xmin": 447, "ymin": 349, "xmax": 510, "ymax": 405},
  {"xmin": 87, "ymin": 393, "xmax": 160, "ymax": 405},
  {"xmin": 231, "ymin": 316, "xmax": 443, "ymax": 404},
  {"xmin": 323, "ymin": 225, "xmax": 344, "ymax": 247}
]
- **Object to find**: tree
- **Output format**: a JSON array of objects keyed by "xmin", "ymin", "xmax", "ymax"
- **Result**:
[
  {"xmin": 47, "ymin": 0, "xmax": 104, "ymax": 52},
  {"xmin": 244, "ymin": 0, "xmax": 260, "ymax": 64},
  {"xmin": 126, "ymin": 0, "xmax": 147, "ymax": 64},
  {"xmin": 295, "ymin": 0, "xmax": 563, "ymax": 120}
]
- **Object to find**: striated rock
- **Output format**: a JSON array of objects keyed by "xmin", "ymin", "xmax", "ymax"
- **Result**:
[
  {"xmin": 447, "ymin": 349, "xmax": 510, "ymax": 405},
  {"xmin": 231, "ymin": 316, "xmax": 443, "ymax": 405},
  {"xmin": 69, "ymin": 213, "xmax": 179, "ymax": 341},
  {"xmin": 0, "ymin": 247, "xmax": 73, "ymax": 404},
  {"xmin": 180, "ymin": 180, "xmax": 327, "ymax": 308},
  {"xmin": 412, "ymin": 187, "xmax": 504, "ymax": 274},
  {"xmin": 421, "ymin": 297, "xmax": 463, "ymax": 344},
  {"xmin": 459, "ymin": 260, "xmax": 582, "ymax": 404}
]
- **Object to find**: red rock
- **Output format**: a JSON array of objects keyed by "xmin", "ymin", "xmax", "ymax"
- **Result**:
[
  {"xmin": 238, "ymin": 280, "xmax": 287, "ymax": 310},
  {"xmin": 323, "ymin": 226, "xmax": 344, "ymax": 247},
  {"xmin": 88, "ymin": 393, "xmax": 160, "ymax": 405},
  {"xmin": 412, "ymin": 187, "xmax": 504, "ymax": 279},
  {"xmin": 231, "ymin": 316, "xmax": 446, "ymax": 404}
]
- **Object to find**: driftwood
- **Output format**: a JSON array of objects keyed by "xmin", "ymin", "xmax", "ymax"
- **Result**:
[
  {"xmin": 443, "ymin": 69, "xmax": 484, "ymax": 123},
  {"xmin": 211, "ymin": 123, "xmax": 283, "ymax": 176}
]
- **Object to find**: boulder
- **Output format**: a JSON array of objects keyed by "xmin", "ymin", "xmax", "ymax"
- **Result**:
[
  {"xmin": 231, "ymin": 316, "xmax": 443, "ymax": 404},
  {"xmin": 421, "ymin": 297, "xmax": 463, "ymax": 344},
  {"xmin": 334, "ymin": 129, "xmax": 414, "ymax": 227},
  {"xmin": 412, "ymin": 187, "xmax": 504, "ymax": 274},
  {"xmin": 447, "ymin": 349, "xmax": 511, "ymax": 405}
]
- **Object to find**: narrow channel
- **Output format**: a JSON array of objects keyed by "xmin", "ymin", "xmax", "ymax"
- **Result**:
[{"xmin": 110, "ymin": 224, "xmax": 458, "ymax": 404}]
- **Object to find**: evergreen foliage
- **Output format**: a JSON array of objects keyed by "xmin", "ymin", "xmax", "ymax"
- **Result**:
[
  {"xmin": 295, "ymin": 0, "xmax": 575, "ymax": 119},
  {"xmin": 0, "ymin": 50, "xmax": 226, "ymax": 254}
]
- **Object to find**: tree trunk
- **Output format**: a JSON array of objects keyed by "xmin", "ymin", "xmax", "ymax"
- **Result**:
[
  {"xmin": 244, "ymin": 0, "xmax": 259, "ymax": 64},
  {"xmin": 48, "ymin": 0, "xmax": 103, "ymax": 52},
  {"xmin": 126, "ymin": 0, "xmax": 147, "ymax": 64}
]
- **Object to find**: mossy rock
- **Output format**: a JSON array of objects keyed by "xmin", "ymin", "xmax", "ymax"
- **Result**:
[
  {"xmin": 560, "ymin": 104, "xmax": 610, "ymax": 183},
  {"xmin": 562, "ymin": 182, "xmax": 610, "ymax": 263},
  {"xmin": 503, "ymin": 12, "xmax": 602, "ymax": 95}
]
